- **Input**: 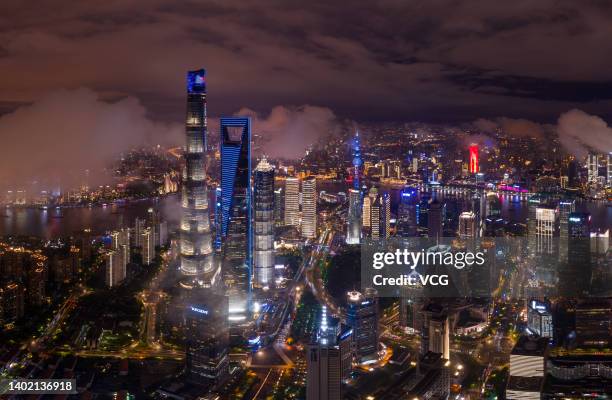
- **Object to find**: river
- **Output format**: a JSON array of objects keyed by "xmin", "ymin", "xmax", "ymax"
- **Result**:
[
  {"xmin": 1, "ymin": 184, "xmax": 610, "ymax": 239},
  {"xmin": 0, "ymin": 195, "xmax": 180, "ymax": 239}
]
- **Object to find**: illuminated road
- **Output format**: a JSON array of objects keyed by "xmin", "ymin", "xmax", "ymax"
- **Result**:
[
  {"xmin": 1, "ymin": 287, "xmax": 86, "ymax": 376},
  {"xmin": 136, "ymin": 250, "xmax": 171, "ymax": 345},
  {"xmin": 304, "ymin": 228, "xmax": 345, "ymax": 319},
  {"xmin": 75, "ymin": 347, "xmax": 183, "ymax": 360}
]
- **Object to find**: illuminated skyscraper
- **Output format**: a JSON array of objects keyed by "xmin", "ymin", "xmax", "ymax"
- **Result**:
[
  {"xmin": 535, "ymin": 205, "xmax": 556, "ymax": 253},
  {"xmin": 427, "ymin": 198, "xmax": 443, "ymax": 239},
  {"xmin": 428, "ymin": 314, "xmax": 450, "ymax": 360},
  {"xmin": 561, "ymin": 212, "xmax": 592, "ymax": 295},
  {"xmin": 0, "ymin": 282, "xmax": 24, "ymax": 323},
  {"xmin": 351, "ymin": 131, "xmax": 363, "ymax": 190},
  {"xmin": 527, "ymin": 300, "xmax": 553, "ymax": 338},
  {"xmin": 361, "ymin": 188, "xmax": 377, "ymax": 229},
  {"xmin": 302, "ymin": 177, "xmax": 317, "ymax": 239},
  {"xmin": 185, "ymin": 292, "xmax": 230, "ymax": 387},
  {"xmin": 373, "ymin": 192, "xmax": 390, "ymax": 240},
  {"xmin": 180, "ymin": 69, "xmax": 218, "ymax": 288},
  {"xmin": 469, "ymin": 144, "xmax": 479, "ymax": 174},
  {"xmin": 567, "ymin": 159, "xmax": 580, "ymax": 188},
  {"xmin": 141, "ymin": 227, "xmax": 154, "ymax": 265},
  {"xmin": 458, "ymin": 211, "xmax": 476, "ymax": 238},
  {"xmin": 253, "ymin": 158, "xmax": 275, "ymax": 289},
  {"xmin": 346, "ymin": 131, "xmax": 363, "ymax": 245},
  {"xmin": 214, "ymin": 186, "xmax": 222, "ymax": 251},
  {"xmin": 346, "ymin": 289, "xmax": 379, "ymax": 361},
  {"xmin": 587, "ymin": 153, "xmax": 599, "ymax": 183},
  {"xmin": 220, "ymin": 117, "xmax": 252, "ymax": 319},
  {"xmin": 220, "ymin": 117, "xmax": 252, "ymax": 263},
  {"xmin": 306, "ymin": 306, "xmax": 352, "ymax": 400},
  {"xmin": 284, "ymin": 177, "xmax": 300, "ymax": 226},
  {"xmin": 558, "ymin": 199, "xmax": 575, "ymax": 262},
  {"xmin": 607, "ymin": 152, "xmax": 612, "ymax": 186},
  {"xmin": 397, "ymin": 187, "xmax": 418, "ymax": 237},
  {"xmin": 274, "ymin": 187, "xmax": 283, "ymax": 225},
  {"xmin": 346, "ymin": 188, "xmax": 362, "ymax": 244},
  {"xmin": 366, "ymin": 189, "xmax": 390, "ymax": 240},
  {"xmin": 105, "ymin": 250, "xmax": 125, "ymax": 287}
]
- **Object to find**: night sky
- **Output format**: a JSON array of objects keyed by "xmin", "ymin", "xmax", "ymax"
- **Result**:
[
  {"xmin": 1, "ymin": 1, "xmax": 612, "ymax": 185},
  {"xmin": 3, "ymin": 0, "xmax": 612, "ymax": 122}
]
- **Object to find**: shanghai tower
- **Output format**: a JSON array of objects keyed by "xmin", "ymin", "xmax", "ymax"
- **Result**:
[{"xmin": 180, "ymin": 69, "xmax": 219, "ymax": 288}]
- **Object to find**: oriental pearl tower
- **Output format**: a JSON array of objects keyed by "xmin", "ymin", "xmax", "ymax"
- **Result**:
[{"xmin": 346, "ymin": 131, "xmax": 363, "ymax": 245}]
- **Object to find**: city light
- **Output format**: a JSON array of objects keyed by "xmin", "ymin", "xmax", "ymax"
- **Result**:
[{"xmin": 1, "ymin": 6, "xmax": 611, "ymax": 400}]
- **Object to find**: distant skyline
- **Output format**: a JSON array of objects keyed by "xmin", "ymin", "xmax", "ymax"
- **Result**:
[
  {"xmin": 1, "ymin": 1, "xmax": 612, "ymax": 187},
  {"xmin": 2, "ymin": 1, "xmax": 612, "ymax": 123}
]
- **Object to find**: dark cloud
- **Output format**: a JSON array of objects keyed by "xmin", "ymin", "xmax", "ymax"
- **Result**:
[
  {"xmin": 448, "ymin": 69, "xmax": 612, "ymax": 103},
  {"xmin": 1, "ymin": 0, "xmax": 612, "ymax": 124}
]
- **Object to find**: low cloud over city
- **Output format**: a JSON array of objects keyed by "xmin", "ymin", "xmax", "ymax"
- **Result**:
[{"xmin": 0, "ymin": 88, "xmax": 181, "ymax": 188}]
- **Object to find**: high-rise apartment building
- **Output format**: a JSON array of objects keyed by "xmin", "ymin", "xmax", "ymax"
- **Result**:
[
  {"xmin": 345, "ymin": 188, "xmax": 362, "ymax": 244},
  {"xmin": 301, "ymin": 177, "xmax": 317, "ymax": 239},
  {"xmin": 535, "ymin": 205, "xmax": 556, "ymax": 253},
  {"xmin": 284, "ymin": 177, "xmax": 300, "ymax": 226},
  {"xmin": 370, "ymin": 192, "xmax": 390, "ymax": 240},
  {"xmin": 361, "ymin": 187, "xmax": 377, "ymax": 229},
  {"xmin": 105, "ymin": 250, "xmax": 125, "ymax": 287},
  {"xmin": 142, "ymin": 227, "xmax": 154, "ymax": 266},
  {"xmin": 587, "ymin": 153, "xmax": 599, "ymax": 183},
  {"xmin": 274, "ymin": 187, "xmax": 283, "ymax": 225}
]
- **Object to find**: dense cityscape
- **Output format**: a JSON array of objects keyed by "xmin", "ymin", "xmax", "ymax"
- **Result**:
[
  {"xmin": 0, "ymin": 67, "xmax": 610, "ymax": 399},
  {"xmin": 1, "ymin": 2, "xmax": 612, "ymax": 400}
]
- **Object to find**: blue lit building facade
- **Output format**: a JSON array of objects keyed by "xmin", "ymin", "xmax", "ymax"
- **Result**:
[
  {"xmin": 214, "ymin": 186, "xmax": 222, "ymax": 251},
  {"xmin": 351, "ymin": 131, "xmax": 363, "ymax": 190},
  {"xmin": 219, "ymin": 117, "xmax": 252, "ymax": 318},
  {"xmin": 346, "ymin": 131, "xmax": 363, "ymax": 245},
  {"xmin": 180, "ymin": 69, "xmax": 219, "ymax": 288},
  {"xmin": 397, "ymin": 187, "xmax": 418, "ymax": 237}
]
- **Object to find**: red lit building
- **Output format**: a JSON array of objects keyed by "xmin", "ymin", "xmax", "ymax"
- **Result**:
[{"xmin": 469, "ymin": 144, "xmax": 479, "ymax": 174}]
